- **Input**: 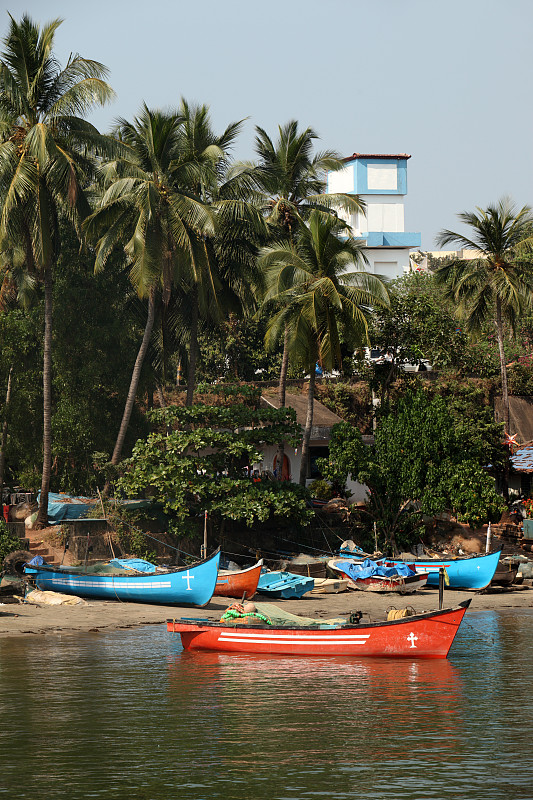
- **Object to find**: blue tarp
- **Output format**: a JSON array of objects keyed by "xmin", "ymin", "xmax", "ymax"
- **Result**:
[
  {"xmin": 109, "ymin": 558, "xmax": 157, "ymax": 573},
  {"xmin": 334, "ymin": 558, "xmax": 416, "ymax": 582},
  {"xmin": 27, "ymin": 555, "xmax": 45, "ymax": 566},
  {"xmin": 38, "ymin": 492, "xmax": 93, "ymax": 522},
  {"xmin": 38, "ymin": 493, "xmax": 156, "ymax": 523}
]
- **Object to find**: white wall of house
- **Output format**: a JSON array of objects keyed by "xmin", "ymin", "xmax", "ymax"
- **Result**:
[
  {"xmin": 254, "ymin": 442, "xmax": 306, "ymax": 483},
  {"xmin": 345, "ymin": 476, "xmax": 369, "ymax": 503},
  {"xmin": 365, "ymin": 248, "xmax": 411, "ymax": 279},
  {"xmin": 367, "ymin": 162, "xmax": 398, "ymax": 191},
  {"xmin": 364, "ymin": 196, "xmax": 405, "ymax": 233},
  {"xmin": 255, "ymin": 443, "xmax": 369, "ymax": 504},
  {"xmin": 340, "ymin": 197, "xmax": 405, "ymax": 236},
  {"xmin": 328, "ymin": 164, "xmax": 355, "ymax": 194}
]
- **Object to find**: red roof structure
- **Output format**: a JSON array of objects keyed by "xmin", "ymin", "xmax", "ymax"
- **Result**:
[{"xmin": 343, "ymin": 153, "xmax": 411, "ymax": 161}]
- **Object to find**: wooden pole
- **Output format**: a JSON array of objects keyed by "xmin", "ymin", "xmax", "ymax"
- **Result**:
[
  {"xmin": 438, "ymin": 567, "xmax": 444, "ymax": 610},
  {"xmin": 485, "ymin": 521, "xmax": 492, "ymax": 554},
  {"xmin": 201, "ymin": 510, "xmax": 207, "ymax": 559},
  {"xmin": 83, "ymin": 533, "xmax": 91, "ymax": 572}
]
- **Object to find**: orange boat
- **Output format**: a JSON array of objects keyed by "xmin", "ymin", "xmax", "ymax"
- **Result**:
[{"xmin": 213, "ymin": 559, "xmax": 263, "ymax": 599}]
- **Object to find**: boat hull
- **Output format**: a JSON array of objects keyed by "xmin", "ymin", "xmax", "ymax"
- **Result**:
[
  {"xmin": 385, "ymin": 549, "xmax": 501, "ymax": 590},
  {"xmin": 167, "ymin": 601, "xmax": 470, "ymax": 658},
  {"xmin": 309, "ymin": 578, "xmax": 349, "ymax": 594},
  {"xmin": 213, "ymin": 560, "xmax": 263, "ymax": 599},
  {"xmin": 24, "ymin": 550, "xmax": 221, "ymax": 607},
  {"xmin": 256, "ymin": 571, "xmax": 314, "ymax": 599},
  {"xmin": 328, "ymin": 559, "xmax": 428, "ymax": 593},
  {"xmin": 347, "ymin": 573, "xmax": 428, "ymax": 593},
  {"xmin": 491, "ymin": 561, "xmax": 520, "ymax": 586}
]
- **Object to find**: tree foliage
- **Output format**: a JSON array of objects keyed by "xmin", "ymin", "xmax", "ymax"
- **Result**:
[
  {"xmin": 435, "ymin": 198, "xmax": 533, "ymax": 434},
  {"xmin": 0, "ymin": 13, "xmax": 116, "ymax": 525},
  {"xmin": 117, "ymin": 403, "xmax": 313, "ymax": 532},
  {"xmin": 0, "ymin": 220, "xmax": 147, "ymax": 493},
  {"xmin": 320, "ymin": 390, "xmax": 505, "ymax": 553}
]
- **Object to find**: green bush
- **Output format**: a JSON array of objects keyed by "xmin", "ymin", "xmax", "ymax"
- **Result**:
[
  {"xmin": 309, "ymin": 479, "xmax": 334, "ymax": 501},
  {"xmin": 0, "ymin": 519, "xmax": 24, "ymax": 563}
]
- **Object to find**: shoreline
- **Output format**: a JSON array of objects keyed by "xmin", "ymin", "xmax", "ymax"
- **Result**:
[{"xmin": 1, "ymin": 584, "xmax": 532, "ymax": 638}]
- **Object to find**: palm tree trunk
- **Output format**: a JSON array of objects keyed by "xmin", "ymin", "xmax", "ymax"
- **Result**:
[
  {"xmin": 36, "ymin": 267, "xmax": 53, "ymax": 529},
  {"xmin": 186, "ymin": 288, "xmax": 199, "ymax": 407},
  {"xmin": 299, "ymin": 361, "xmax": 316, "ymax": 486},
  {"xmin": 495, "ymin": 298, "xmax": 510, "ymax": 434},
  {"xmin": 0, "ymin": 365, "xmax": 13, "ymax": 504},
  {"xmin": 495, "ymin": 298, "xmax": 510, "ymax": 500},
  {"xmin": 155, "ymin": 381, "xmax": 167, "ymax": 408},
  {"xmin": 110, "ymin": 290, "xmax": 156, "ymax": 468},
  {"xmin": 274, "ymin": 326, "xmax": 290, "ymax": 477},
  {"xmin": 278, "ymin": 325, "xmax": 289, "ymax": 408}
]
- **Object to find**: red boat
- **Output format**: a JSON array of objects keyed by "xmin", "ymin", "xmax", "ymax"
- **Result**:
[
  {"xmin": 213, "ymin": 559, "xmax": 263, "ymax": 599},
  {"xmin": 167, "ymin": 599, "xmax": 471, "ymax": 658}
]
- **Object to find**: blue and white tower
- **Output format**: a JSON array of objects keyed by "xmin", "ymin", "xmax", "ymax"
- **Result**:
[{"xmin": 327, "ymin": 152, "xmax": 421, "ymax": 280}]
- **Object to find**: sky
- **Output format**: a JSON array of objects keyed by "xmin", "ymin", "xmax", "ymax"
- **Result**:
[{"xmin": 2, "ymin": 0, "xmax": 532, "ymax": 249}]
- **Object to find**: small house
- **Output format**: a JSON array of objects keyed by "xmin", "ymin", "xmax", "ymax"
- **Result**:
[{"xmin": 256, "ymin": 390, "xmax": 369, "ymax": 502}]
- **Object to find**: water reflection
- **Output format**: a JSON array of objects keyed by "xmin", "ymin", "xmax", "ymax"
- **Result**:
[
  {"xmin": 164, "ymin": 647, "xmax": 464, "ymax": 771},
  {"xmin": 1, "ymin": 611, "xmax": 533, "ymax": 800}
]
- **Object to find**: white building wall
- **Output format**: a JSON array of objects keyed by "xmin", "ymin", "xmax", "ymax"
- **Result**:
[
  {"xmin": 328, "ymin": 164, "xmax": 355, "ymax": 193},
  {"xmin": 367, "ymin": 162, "xmax": 398, "ymax": 191},
  {"xmin": 256, "ymin": 444, "xmax": 369, "ymax": 503},
  {"xmin": 339, "ymin": 196, "xmax": 405, "ymax": 236},
  {"xmin": 363, "ymin": 196, "xmax": 404, "ymax": 233},
  {"xmin": 365, "ymin": 248, "xmax": 410, "ymax": 279},
  {"xmin": 254, "ymin": 443, "xmax": 302, "ymax": 483}
]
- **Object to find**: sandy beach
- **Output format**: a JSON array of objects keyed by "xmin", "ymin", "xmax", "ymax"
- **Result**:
[{"xmin": 1, "ymin": 583, "xmax": 532, "ymax": 638}]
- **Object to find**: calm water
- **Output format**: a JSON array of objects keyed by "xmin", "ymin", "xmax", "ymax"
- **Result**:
[{"xmin": 1, "ymin": 609, "xmax": 532, "ymax": 800}]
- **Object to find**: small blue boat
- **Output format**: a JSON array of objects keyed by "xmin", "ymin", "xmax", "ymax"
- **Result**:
[
  {"xmin": 383, "ymin": 549, "xmax": 502, "ymax": 591},
  {"xmin": 23, "ymin": 549, "xmax": 221, "ymax": 607},
  {"xmin": 256, "ymin": 570, "xmax": 314, "ymax": 599}
]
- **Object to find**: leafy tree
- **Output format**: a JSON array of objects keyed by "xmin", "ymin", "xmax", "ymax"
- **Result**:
[
  {"xmin": 0, "ymin": 518, "xmax": 21, "ymax": 562},
  {"xmin": 261, "ymin": 211, "xmax": 388, "ymax": 485},
  {"xmin": 0, "ymin": 14, "xmax": 115, "ymax": 526},
  {"xmin": 321, "ymin": 390, "xmax": 505, "ymax": 553},
  {"xmin": 196, "ymin": 314, "xmax": 284, "ymax": 383},
  {"xmin": 0, "ymin": 220, "xmax": 147, "ymax": 495},
  {"xmin": 436, "ymin": 198, "xmax": 533, "ymax": 433},
  {"xmin": 367, "ymin": 272, "xmax": 469, "ymax": 399},
  {"xmin": 426, "ymin": 378, "xmax": 506, "ymax": 470},
  {"xmin": 116, "ymin": 402, "xmax": 313, "ymax": 535},
  {"xmin": 0, "ymin": 306, "xmax": 43, "ymax": 491},
  {"xmin": 50, "ymin": 227, "xmax": 149, "ymax": 492}
]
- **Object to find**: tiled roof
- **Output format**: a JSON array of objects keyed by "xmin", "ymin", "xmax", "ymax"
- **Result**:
[
  {"xmin": 343, "ymin": 153, "xmax": 411, "ymax": 161},
  {"xmin": 261, "ymin": 390, "xmax": 344, "ymax": 428},
  {"xmin": 511, "ymin": 443, "xmax": 533, "ymax": 472}
]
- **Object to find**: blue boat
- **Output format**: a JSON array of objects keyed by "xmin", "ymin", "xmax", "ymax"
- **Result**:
[
  {"xmin": 383, "ymin": 549, "xmax": 502, "ymax": 591},
  {"xmin": 23, "ymin": 549, "xmax": 221, "ymax": 607},
  {"xmin": 256, "ymin": 570, "xmax": 314, "ymax": 599}
]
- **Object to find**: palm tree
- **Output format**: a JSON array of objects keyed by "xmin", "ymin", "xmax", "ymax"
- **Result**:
[
  {"xmin": 84, "ymin": 104, "xmax": 213, "ymax": 465},
  {"xmin": 260, "ymin": 211, "xmax": 389, "ymax": 485},
  {"xmin": 170, "ymin": 100, "xmax": 266, "ymax": 405},
  {"xmin": 435, "ymin": 198, "xmax": 533, "ymax": 434},
  {"xmin": 0, "ymin": 14, "xmax": 115, "ymax": 527},
  {"xmin": 249, "ymin": 121, "xmax": 365, "ymax": 407}
]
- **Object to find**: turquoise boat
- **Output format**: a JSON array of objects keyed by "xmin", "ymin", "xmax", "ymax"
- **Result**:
[
  {"xmin": 23, "ymin": 549, "xmax": 220, "ymax": 607},
  {"xmin": 256, "ymin": 570, "xmax": 314, "ymax": 599},
  {"xmin": 383, "ymin": 549, "xmax": 502, "ymax": 590}
]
